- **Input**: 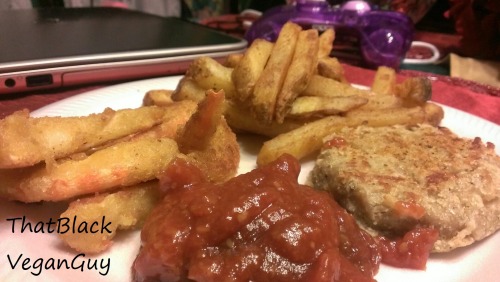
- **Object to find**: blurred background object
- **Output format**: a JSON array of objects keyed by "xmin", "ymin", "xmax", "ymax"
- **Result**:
[
  {"xmin": 0, "ymin": 0, "xmax": 32, "ymax": 9},
  {"xmin": 446, "ymin": 0, "xmax": 500, "ymax": 60},
  {"xmin": 64, "ymin": 0, "xmax": 182, "ymax": 17},
  {"xmin": 0, "ymin": 0, "xmax": 497, "ymax": 86},
  {"xmin": 371, "ymin": 0, "xmax": 437, "ymax": 23},
  {"xmin": 450, "ymin": 53, "xmax": 500, "ymax": 88}
]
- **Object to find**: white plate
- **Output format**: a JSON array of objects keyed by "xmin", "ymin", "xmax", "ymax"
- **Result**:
[{"xmin": 1, "ymin": 76, "xmax": 499, "ymax": 282}]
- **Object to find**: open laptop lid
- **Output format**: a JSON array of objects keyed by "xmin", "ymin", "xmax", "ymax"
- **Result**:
[{"xmin": 0, "ymin": 7, "xmax": 247, "ymax": 94}]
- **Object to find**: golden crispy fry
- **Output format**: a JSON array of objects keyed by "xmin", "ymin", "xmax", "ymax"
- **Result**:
[
  {"xmin": 395, "ymin": 76, "xmax": 433, "ymax": 106},
  {"xmin": 185, "ymin": 56, "xmax": 236, "ymax": 99},
  {"xmin": 0, "ymin": 107, "xmax": 167, "ymax": 169},
  {"xmin": 251, "ymin": 22, "xmax": 302, "ymax": 123},
  {"xmin": 343, "ymin": 103, "xmax": 442, "ymax": 127},
  {"xmin": 318, "ymin": 28, "xmax": 335, "ymax": 58},
  {"xmin": 142, "ymin": 89, "xmax": 174, "ymax": 106},
  {"xmin": 371, "ymin": 66, "xmax": 397, "ymax": 95},
  {"xmin": 366, "ymin": 103, "xmax": 442, "ymax": 127},
  {"xmin": 0, "ymin": 137, "xmax": 179, "ymax": 202},
  {"xmin": 288, "ymin": 96, "xmax": 368, "ymax": 118},
  {"xmin": 224, "ymin": 53, "xmax": 244, "ymax": 68},
  {"xmin": 356, "ymin": 93, "xmax": 405, "ymax": 110},
  {"xmin": 171, "ymin": 76, "xmax": 207, "ymax": 103},
  {"xmin": 257, "ymin": 103, "xmax": 444, "ymax": 165},
  {"xmin": 275, "ymin": 29, "xmax": 319, "ymax": 123},
  {"xmin": 317, "ymin": 57, "xmax": 348, "ymax": 83},
  {"xmin": 177, "ymin": 90, "xmax": 225, "ymax": 152},
  {"xmin": 257, "ymin": 116, "xmax": 344, "ymax": 166},
  {"xmin": 59, "ymin": 181, "xmax": 160, "ymax": 253},
  {"xmin": 422, "ymin": 102, "xmax": 445, "ymax": 126},
  {"xmin": 303, "ymin": 75, "xmax": 370, "ymax": 97},
  {"xmin": 231, "ymin": 39, "xmax": 274, "ymax": 102},
  {"xmin": 223, "ymin": 101, "xmax": 304, "ymax": 137}
]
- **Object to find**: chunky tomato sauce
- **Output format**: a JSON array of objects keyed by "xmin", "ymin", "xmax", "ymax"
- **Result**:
[
  {"xmin": 377, "ymin": 227, "xmax": 439, "ymax": 270},
  {"xmin": 134, "ymin": 154, "xmax": 438, "ymax": 281},
  {"xmin": 134, "ymin": 154, "xmax": 381, "ymax": 282}
]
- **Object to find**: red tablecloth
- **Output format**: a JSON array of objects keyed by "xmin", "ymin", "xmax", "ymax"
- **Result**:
[
  {"xmin": 1, "ymin": 65, "xmax": 499, "ymax": 125},
  {"xmin": 343, "ymin": 64, "xmax": 500, "ymax": 125}
]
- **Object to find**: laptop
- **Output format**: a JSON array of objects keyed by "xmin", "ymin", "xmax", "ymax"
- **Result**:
[{"xmin": 0, "ymin": 7, "xmax": 247, "ymax": 94}]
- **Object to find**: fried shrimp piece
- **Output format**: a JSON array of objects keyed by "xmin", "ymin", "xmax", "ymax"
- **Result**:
[
  {"xmin": 176, "ymin": 89, "xmax": 225, "ymax": 152},
  {"xmin": 56, "ymin": 93, "xmax": 238, "ymax": 253},
  {"xmin": 0, "ymin": 106, "xmax": 167, "ymax": 169},
  {"xmin": 0, "ymin": 137, "xmax": 179, "ymax": 202},
  {"xmin": 90, "ymin": 100, "xmax": 198, "ymax": 152},
  {"xmin": 59, "ymin": 181, "xmax": 160, "ymax": 253},
  {"xmin": 184, "ymin": 117, "xmax": 240, "ymax": 183},
  {"xmin": 176, "ymin": 89, "xmax": 240, "ymax": 183},
  {"xmin": 134, "ymin": 100, "xmax": 198, "ymax": 140}
]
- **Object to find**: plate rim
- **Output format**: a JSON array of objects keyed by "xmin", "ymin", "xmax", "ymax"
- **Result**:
[{"xmin": 4, "ymin": 75, "xmax": 498, "ymax": 282}]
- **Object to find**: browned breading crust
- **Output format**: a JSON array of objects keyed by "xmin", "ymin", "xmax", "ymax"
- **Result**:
[{"xmin": 311, "ymin": 124, "xmax": 500, "ymax": 252}]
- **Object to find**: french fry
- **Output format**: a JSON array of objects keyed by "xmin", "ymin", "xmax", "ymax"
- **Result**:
[
  {"xmin": 423, "ymin": 102, "xmax": 445, "ymax": 126},
  {"xmin": 303, "ymin": 75, "xmax": 370, "ymax": 97},
  {"xmin": 318, "ymin": 28, "xmax": 335, "ymax": 58},
  {"xmin": 257, "ymin": 103, "xmax": 444, "ymax": 165},
  {"xmin": 317, "ymin": 57, "xmax": 348, "ymax": 83},
  {"xmin": 395, "ymin": 76, "xmax": 433, "ymax": 106},
  {"xmin": 371, "ymin": 66, "xmax": 397, "ymax": 95},
  {"xmin": 288, "ymin": 96, "xmax": 368, "ymax": 118},
  {"xmin": 224, "ymin": 53, "xmax": 244, "ymax": 68},
  {"xmin": 357, "ymin": 94, "xmax": 405, "ymax": 110},
  {"xmin": 257, "ymin": 115, "xmax": 346, "ymax": 166},
  {"xmin": 223, "ymin": 101, "xmax": 303, "ymax": 138},
  {"xmin": 343, "ymin": 104, "xmax": 437, "ymax": 127},
  {"xmin": 186, "ymin": 56, "xmax": 236, "ymax": 99},
  {"xmin": 275, "ymin": 29, "xmax": 319, "ymax": 123},
  {"xmin": 143, "ymin": 89, "xmax": 174, "ymax": 106},
  {"xmin": 59, "ymin": 181, "xmax": 160, "ymax": 253},
  {"xmin": 251, "ymin": 22, "xmax": 302, "ymax": 123},
  {"xmin": 232, "ymin": 39, "xmax": 274, "ymax": 102},
  {"xmin": 171, "ymin": 76, "xmax": 207, "ymax": 103}
]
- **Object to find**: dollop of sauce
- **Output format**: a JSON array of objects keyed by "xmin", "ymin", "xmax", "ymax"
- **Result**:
[
  {"xmin": 133, "ymin": 154, "xmax": 381, "ymax": 282},
  {"xmin": 377, "ymin": 227, "xmax": 439, "ymax": 270}
]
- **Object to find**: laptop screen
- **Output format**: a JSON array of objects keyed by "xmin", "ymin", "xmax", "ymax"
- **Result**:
[
  {"xmin": 0, "ymin": 7, "xmax": 247, "ymax": 94},
  {"xmin": 0, "ymin": 7, "xmax": 246, "ymax": 71}
]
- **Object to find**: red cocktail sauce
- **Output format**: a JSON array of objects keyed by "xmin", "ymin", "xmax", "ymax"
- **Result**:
[{"xmin": 133, "ymin": 154, "xmax": 437, "ymax": 281}]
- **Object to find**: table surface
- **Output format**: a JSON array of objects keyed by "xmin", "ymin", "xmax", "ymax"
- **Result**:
[{"xmin": 1, "ymin": 63, "xmax": 498, "ymax": 126}]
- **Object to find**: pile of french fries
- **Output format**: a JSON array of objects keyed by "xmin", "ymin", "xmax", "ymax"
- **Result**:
[{"xmin": 169, "ymin": 21, "xmax": 444, "ymax": 166}]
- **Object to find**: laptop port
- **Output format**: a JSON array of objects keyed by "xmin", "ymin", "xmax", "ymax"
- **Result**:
[
  {"xmin": 26, "ymin": 74, "xmax": 53, "ymax": 87},
  {"xmin": 4, "ymin": 78, "xmax": 16, "ymax": 88}
]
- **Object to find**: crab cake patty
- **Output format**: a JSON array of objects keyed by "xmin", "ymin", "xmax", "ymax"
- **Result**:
[{"xmin": 311, "ymin": 124, "xmax": 500, "ymax": 252}]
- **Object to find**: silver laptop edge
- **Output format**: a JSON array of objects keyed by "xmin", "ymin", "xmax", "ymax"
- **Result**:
[{"xmin": 0, "ymin": 49, "xmax": 245, "ymax": 94}]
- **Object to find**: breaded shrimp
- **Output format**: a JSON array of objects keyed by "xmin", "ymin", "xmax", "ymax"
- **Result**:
[
  {"xmin": 0, "ymin": 106, "xmax": 167, "ymax": 168},
  {"xmin": 0, "ymin": 137, "xmax": 179, "ymax": 202},
  {"xmin": 58, "ymin": 181, "xmax": 160, "ymax": 253},
  {"xmin": 176, "ymin": 90, "xmax": 240, "ymax": 183}
]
